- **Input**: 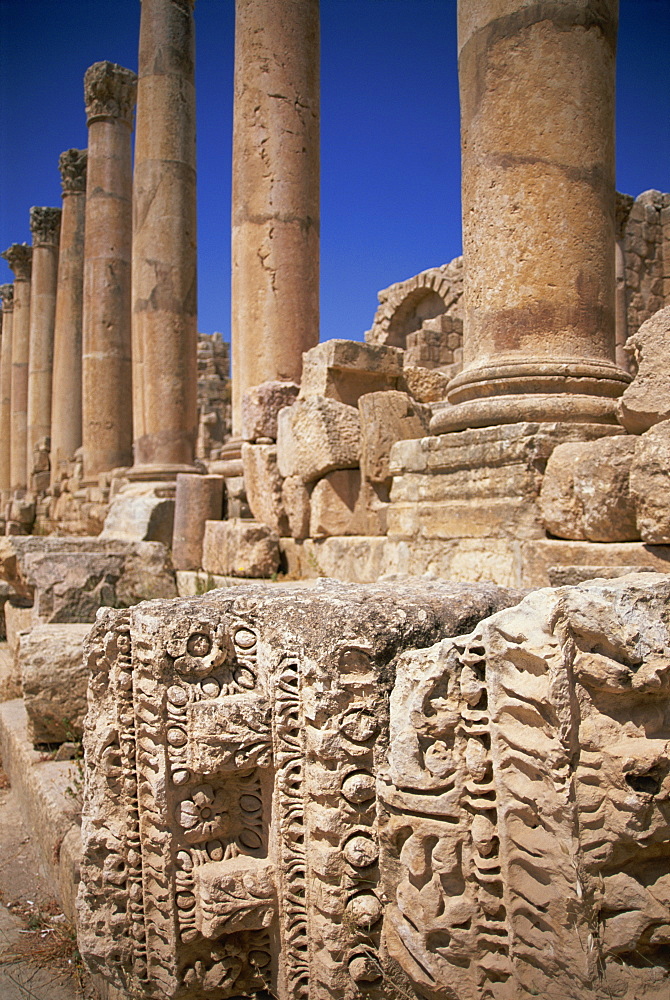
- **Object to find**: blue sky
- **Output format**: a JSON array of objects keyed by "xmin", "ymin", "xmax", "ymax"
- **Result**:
[{"xmin": 1, "ymin": 0, "xmax": 668, "ymax": 344}]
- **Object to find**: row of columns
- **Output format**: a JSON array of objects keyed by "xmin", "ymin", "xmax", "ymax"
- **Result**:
[{"xmin": 0, "ymin": 0, "xmax": 627, "ymax": 503}]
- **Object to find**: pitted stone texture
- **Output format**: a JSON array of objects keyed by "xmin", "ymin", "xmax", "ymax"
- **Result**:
[
  {"xmin": 400, "ymin": 365, "xmax": 451, "ymax": 403},
  {"xmin": 277, "ymin": 395, "xmax": 360, "ymax": 482},
  {"xmin": 618, "ymin": 306, "xmax": 670, "ymax": 433},
  {"xmin": 299, "ymin": 339, "xmax": 403, "ymax": 406},
  {"xmin": 539, "ymin": 436, "xmax": 639, "ymax": 542},
  {"xmin": 241, "ymin": 380, "xmax": 299, "ymax": 441},
  {"xmin": 20, "ymin": 623, "xmax": 90, "ymax": 744},
  {"xmin": 359, "ymin": 390, "xmax": 429, "ymax": 485},
  {"xmin": 383, "ymin": 573, "xmax": 670, "ymax": 1000},
  {"xmin": 0, "ymin": 536, "xmax": 176, "ymax": 617},
  {"xmin": 202, "ymin": 518, "xmax": 280, "ymax": 578},
  {"xmin": 630, "ymin": 420, "xmax": 670, "ymax": 542},
  {"xmin": 77, "ymin": 577, "xmax": 521, "ymax": 999},
  {"xmin": 241, "ymin": 443, "xmax": 289, "ymax": 536}
]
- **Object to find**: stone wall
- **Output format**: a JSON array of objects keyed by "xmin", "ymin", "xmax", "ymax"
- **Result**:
[
  {"xmin": 196, "ymin": 332, "xmax": 231, "ymax": 461},
  {"xmin": 622, "ymin": 189, "xmax": 670, "ymax": 340}
]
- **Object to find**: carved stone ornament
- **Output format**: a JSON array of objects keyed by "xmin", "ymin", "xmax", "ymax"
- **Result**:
[
  {"xmin": 1, "ymin": 243, "xmax": 32, "ymax": 281},
  {"xmin": 58, "ymin": 148, "xmax": 87, "ymax": 195},
  {"xmin": 84, "ymin": 61, "xmax": 137, "ymax": 126},
  {"xmin": 30, "ymin": 206, "xmax": 62, "ymax": 247},
  {"xmin": 0, "ymin": 284, "xmax": 14, "ymax": 309},
  {"xmin": 77, "ymin": 579, "xmax": 520, "ymax": 1000},
  {"xmin": 78, "ymin": 575, "xmax": 670, "ymax": 999}
]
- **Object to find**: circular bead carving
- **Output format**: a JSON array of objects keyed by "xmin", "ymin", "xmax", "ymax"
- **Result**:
[
  {"xmin": 340, "ymin": 708, "xmax": 379, "ymax": 743},
  {"xmin": 341, "ymin": 771, "xmax": 375, "ymax": 804},
  {"xmin": 348, "ymin": 953, "xmax": 382, "ymax": 983},
  {"xmin": 343, "ymin": 834, "xmax": 378, "ymax": 868}
]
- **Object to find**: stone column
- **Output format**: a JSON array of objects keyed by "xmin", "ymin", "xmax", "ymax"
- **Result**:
[
  {"xmin": 433, "ymin": 0, "xmax": 629, "ymax": 434},
  {"xmin": 130, "ymin": 0, "xmax": 198, "ymax": 479},
  {"xmin": 51, "ymin": 149, "xmax": 87, "ymax": 483},
  {"xmin": 1, "ymin": 244, "xmax": 32, "ymax": 491},
  {"xmin": 615, "ymin": 191, "xmax": 634, "ymax": 373},
  {"xmin": 231, "ymin": 0, "xmax": 320, "ymax": 435},
  {"xmin": 172, "ymin": 472, "xmax": 224, "ymax": 570},
  {"xmin": 0, "ymin": 285, "xmax": 13, "ymax": 499},
  {"xmin": 82, "ymin": 61, "xmax": 137, "ymax": 480},
  {"xmin": 27, "ymin": 206, "xmax": 61, "ymax": 487}
]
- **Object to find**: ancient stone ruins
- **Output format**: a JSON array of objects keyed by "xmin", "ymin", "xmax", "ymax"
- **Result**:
[{"xmin": 0, "ymin": 1, "xmax": 668, "ymax": 999}]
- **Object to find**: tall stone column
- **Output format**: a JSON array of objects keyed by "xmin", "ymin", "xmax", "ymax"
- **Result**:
[
  {"xmin": 433, "ymin": 0, "xmax": 629, "ymax": 434},
  {"xmin": 0, "ymin": 285, "xmax": 13, "ymax": 499},
  {"xmin": 82, "ymin": 61, "xmax": 137, "ymax": 479},
  {"xmin": 130, "ymin": 0, "xmax": 198, "ymax": 478},
  {"xmin": 231, "ymin": 0, "xmax": 320, "ymax": 435},
  {"xmin": 1, "ymin": 244, "xmax": 32, "ymax": 491},
  {"xmin": 27, "ymin": 206, "xmax": 61, "ymax": 486},
  {"xmin": 51, "ymin": 149, "xmax": 87, "ymax": 483}
]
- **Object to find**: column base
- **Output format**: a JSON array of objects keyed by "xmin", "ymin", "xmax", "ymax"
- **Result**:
[
  {"xmin": 126, "ymin": 463, "xmax": 199, "ymax": 483},
  {"xmin": 430, "ymin": 392, "xmax": 624, "ymax": 434}
]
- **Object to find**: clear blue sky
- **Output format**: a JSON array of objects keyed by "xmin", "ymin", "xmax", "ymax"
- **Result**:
[{"xmin": 1, "ymin": 0, "xmax": 668, "ymax": 344}]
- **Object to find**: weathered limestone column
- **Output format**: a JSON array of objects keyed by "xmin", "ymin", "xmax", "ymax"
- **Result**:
[
  {"xmin": 51, "ymin": 149, "xmax": 87, "ymax": 482},
  {"xmin": 0, "ymin": 285, "xmax": 14, "ymax": 499},
  {"xmin": 1, "ymin": 244, "xmax": 32, "ymax": 491},
  {"xmin": 615, "ymin": 191, "xmax": 634, "ymax": 373},
  {"xmin": 27, "ymin": 206, "xmax": 61, "ymax": 484},
  {"xmin": 130, "ymin": 0, "xmax": 198, "ymax": 478},
  {"xmin": 433, "ymin": 0, "xmax": 629, "ymax": 434},
  {"xmin": 231, "ymin": 0, "xmax": 320, "ymax": 435},
  {"xmin": 82, "ymin": 61, "xmax": 137, "ymax": 479}
]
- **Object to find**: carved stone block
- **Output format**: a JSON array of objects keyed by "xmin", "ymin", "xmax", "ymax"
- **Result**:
[{"xmin": 77, "ymin": 579, "xmax": 520, "ymax": 999}]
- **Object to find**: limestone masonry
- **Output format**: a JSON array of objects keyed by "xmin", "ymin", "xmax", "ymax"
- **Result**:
[{"xmin": 0, "ymin": 1, "xmax": 669, "ymax": 999}]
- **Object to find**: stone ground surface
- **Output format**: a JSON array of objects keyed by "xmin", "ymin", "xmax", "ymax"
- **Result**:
[{"xmin": 0, "ymin": 760, "xmax": 93, "ymax": 1000}]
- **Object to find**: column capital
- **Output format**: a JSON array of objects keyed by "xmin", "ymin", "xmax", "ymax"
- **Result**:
[
  {"xmin": 84, "ymin": 61, "xmax": 137, "ymax": 126},
  {"xmin": 30, "ymin": 206, "xmax": 62, "ymax": 247},
  {"xmin": 0, "ymin": 285, "xmax": 14, "ymax": 310},
  {"xmin": 59, "ymin": 148, "xmax": 88, "ymax": 195},
  {"xmin": 1, "ymin": 244, "xmax": 32, "ymax": 281}
]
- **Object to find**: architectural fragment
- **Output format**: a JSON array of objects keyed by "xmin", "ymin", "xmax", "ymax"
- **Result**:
[
  {"xmin": 131, "ymin": 0, "xmax": 198, "ymax": 476},
  {"xmin": 82, "ymin": 61, "xmax": 137, "ymax": 478},
  {"xmin": 77, "ymin": 578, "xmax": 521, "ymax": 998},
  {"xmin": 618, "ymin": 305, "xmax": 670, "ymax": 433},
  {"xmin": 51, "ymin": 149, "xmax": 87, "ymax": 481},
  {"xmin": 231, "ymin": 0, "xmax": 320, "ymax": 432},
  {"xmin": 1, "ymin": 244, "xmax": 32, "ymax": 491}
]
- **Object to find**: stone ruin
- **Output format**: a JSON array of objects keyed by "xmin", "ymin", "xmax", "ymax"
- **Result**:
[{"xmin": 0, "ymin": 1, "xmax": 669, "ymax": 998}]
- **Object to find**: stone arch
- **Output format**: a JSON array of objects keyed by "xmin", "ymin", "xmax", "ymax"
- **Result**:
[{"xmin": 365, "ymin": 257, "xmax": 463, "ymax": 349}]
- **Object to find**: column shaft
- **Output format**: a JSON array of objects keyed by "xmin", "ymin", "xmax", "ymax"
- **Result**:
[
  {"xmin": 51, "ymin": 150, "xmax": 87, "ymax": 482},
  {"xmin": 28, "ymin": 206, "xmax": 61, "ymax": 484},
  {"xmin": 0, "ymin": 286, "xmax": 13, "ymax": 498},
  {"xmin": 82, "ymin": 61, "xmax": 136, "ymax": 479},
  {"xmin": 131, "ymin": 0, "xmax": 198, "ymax": 476},
  {"xmin": 231, "ymin": 0, "xmax": 320, "ymax": 435},
  {"xmin": 1, "ymin": 245, "xmax": 32, "ymax": 492},
  {"xmin": 434, "ymin": 0, "xmax": 629, "ymax": 433}
]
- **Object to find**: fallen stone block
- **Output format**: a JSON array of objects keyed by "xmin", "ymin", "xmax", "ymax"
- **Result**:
[
  {"xmin": 276, "ymin": 395, "xmax": 360, "ymax": 482},
  {"xmin": 100, "ymin": 495, "xmax": 175, "ymax": 545},
  {"xmin": 400, "ymin": 364, "xmax": 451, "ymax": 403},
  {"xmin": 539, "ymin": 436, "xmax": 639, "ymax": 541},
  {"xmin": 299, "ymin": 338, "xmax": 403, "ymax": 405},
  {"xmin": 202, "ymin": 518, "xmax": 281, "ymax": 578},
  {"xmin": 21, "ymin": 623, "xmax": 91, "ymax": 744},
  {"xmin": 359, "ymin": 389, "xmax": 430, "ymax": 484},
  {"xmin": 630, "ymin": 420, "xmax": 670, "ymax": 542},
  {"xmin": 242, "ymin": 443, "xmax": 289, "ymax": 536},
  {"xmin": 241, "ymin": 380, "xmax": 299, "ymax": 441},
  {"xmin": 281, "ymin": 475, "xmax": 312, "ymax": 540},
  {"xmin": 309, "ymin": 470, "xmax": 361, "ymax": 538},
  {"xmin": 618, "ymin": 305, "xmax": 670, "ymax": 433}
]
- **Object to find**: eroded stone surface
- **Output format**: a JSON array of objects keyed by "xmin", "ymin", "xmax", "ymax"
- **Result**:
[
  {"xmin": 241, "ymin": 380, "xmax": 299, "ymax": 442},
  {"xmin": 77, "ymin": 578, "xmax": 521, "ymax": 999},
  {"xmin": 20, "ymin": 623, "xmax": 91, "ymax": 743},
  {"xmin": 276, "ymin": 396, "xmax": 360, "ymax": 482},
  {"xmin": 539, "ymin": 436, "xmax": 639, "ymax": 541},
  {"xmin": 630, "ymin": 421, "xmax": 670, "ymax": 543},
  {"xmin": 202, "ymin": 519, "xmax": 281, "ymax": 578},
  {"xmin": 619, "ymin": 306, "xmax": 670, "ymax": 433}
]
